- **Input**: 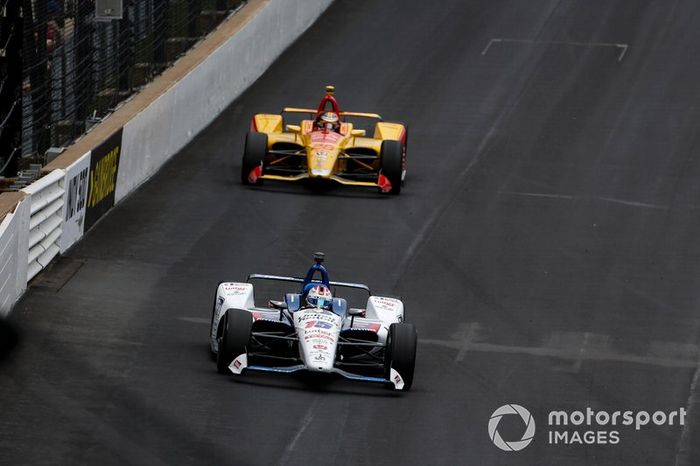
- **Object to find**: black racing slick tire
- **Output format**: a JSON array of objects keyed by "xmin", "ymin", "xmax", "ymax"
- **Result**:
[
  {"xmin": 385, "ymin": 323, "xmax": 417, "ymax": 390},
  {"xmin": 241, "ymin": 132, "xmax": 267, "ymax": 185},
  {"xmin": 380, "ymin": 140, "xmax": 403, "ymax": 195},
  {"xmin": 216, "ymin": 309, "xmax": 253, "ymax": 374}
]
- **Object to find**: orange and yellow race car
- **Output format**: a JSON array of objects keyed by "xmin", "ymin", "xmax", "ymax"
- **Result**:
[{"xmin": 241, "ymin": 85, "xmax": 407, "ymax": 194}]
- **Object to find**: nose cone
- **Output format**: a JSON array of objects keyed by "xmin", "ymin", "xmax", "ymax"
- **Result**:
[
  {"xmin": 299, "ymin": 332, "xmax": 337, "ymax": 372},
  {"xmin": 308, "ymin": 146, "xmax": 338, "ymax": 178},
  {"xmin": 304, "ymin": 349, "xmax": 335, "ymax": 373},
  {"xmin": 311, "ymin": 167, "xmax": 332, "ymax": 177},
  {"xmin": 294, "ymin": 310, "xmax": 341, "ymax": 372}
]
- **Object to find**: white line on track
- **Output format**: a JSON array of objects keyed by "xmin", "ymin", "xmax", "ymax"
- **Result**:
[
  {"xmin": 176, "ymin": 317, "xmax": 210, "ymax": 324},
  {"xmin": 480, "ymin": 38, "xmax": 502, "ymax": 55},
  {"xmin": 329, "ymin": 400, "xmax": 350, "ymax": 465},
  {"xmin": 279, "ymin": 398, "xmax": 320, "ymax": 465},
  {"xmin": 491, "ymin": 190, "xmax": 575, "ymax": 200},
  {"xmin": 455, "ymin": 323, "xmax": 479, "ymax": 362},
  {"xmin": 482, "ymin": 38, "xmax": 629, "ymax": 61},
  {"xmin": 421, "ymin": 337, "xmax": 698, "ymax": 369},
  {"xmin": 471, "ymin": 189, "xmax": 670, "ymax": 210},
  {"xmin": 674, "ymin": 347, "xmax": 700, "ymax": 465},
  {"xmin": 573, "ymin": 332, "xmax": 592, "ymax": 373},
  {"xmin": 598, "ymin": 196, "xmax": 668, "ymax": 210}
]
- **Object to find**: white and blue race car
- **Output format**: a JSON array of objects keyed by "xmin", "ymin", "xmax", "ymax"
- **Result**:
[{"xmin": 209, "ymin": 253, "xmax": 417, "ymax": 391}]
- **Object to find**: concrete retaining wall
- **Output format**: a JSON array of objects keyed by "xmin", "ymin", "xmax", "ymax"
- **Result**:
[
  {"xmin": 117, "ymin": 0, "xmax": 333, "ymax": 201},
  {"xmin": 0, "ymin": 0, "xmax": 333, "ymax": 312}
]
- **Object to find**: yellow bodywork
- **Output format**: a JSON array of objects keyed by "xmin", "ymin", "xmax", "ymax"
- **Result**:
[
  {"xmin": 253, "ymin": 114, "xmax": 284, "ymax": 133},
  {"xmin": 251, "ymin": 112, "xmax": 405, "ymax": 188}
]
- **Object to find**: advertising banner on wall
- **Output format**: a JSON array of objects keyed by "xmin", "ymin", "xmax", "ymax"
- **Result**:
[
  {"xmin": 58, "ymin": 152, "xmax": 91, "ymax": 252},
  {"xmin": 85, "ymin": 128, "xmax": 122, "ymax": 232}
]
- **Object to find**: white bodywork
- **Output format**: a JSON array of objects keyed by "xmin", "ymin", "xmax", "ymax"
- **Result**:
[
  {"xmin": 366, "ymin": 295, "xmax": 403, "ymax": 323},
  {"xmin": 293, "ymin": 309, "xmax": 342, "ymax": 372},
  {"xmin": 209, "ymin": 280, "xmax": 407, "ymax": 388},
  {"xmin": 210, "ymin": 282, "xmax": 254, "ymax": 353}
]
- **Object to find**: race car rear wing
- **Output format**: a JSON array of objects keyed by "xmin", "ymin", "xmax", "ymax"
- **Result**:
[
  {"xmin": 247, "ymin": 273, "xmax": 371, "ymax": 294},
  {"xmin": 282, "ymin": 107, "xmax": 383, "ymax": 121},
  {"xmin": 340, "ymin": 111, "xmax": 382, "ymax": 120},
  {"xmin": 282, "ymin": 107, "xmax": 317, "ymax": 114}
]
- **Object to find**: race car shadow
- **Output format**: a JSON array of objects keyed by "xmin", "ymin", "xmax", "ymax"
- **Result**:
[
  {"xmin": 0, "ymin": 317, "xmax": 19, "ymax": 365},
  {"xmin": 225, "ymin": 370, "xmax": 405, "ymax": 398}
]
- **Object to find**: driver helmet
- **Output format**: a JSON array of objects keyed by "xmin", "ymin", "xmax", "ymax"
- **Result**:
[
  {"xmin": 317, "ymin": 112, "xmax": 339, "ymax": 131},
  {"xmin": 306, "ymin": 285, "xmax": 333, "ymax": 310}
]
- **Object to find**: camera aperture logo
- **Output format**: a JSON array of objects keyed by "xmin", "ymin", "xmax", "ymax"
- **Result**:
[
  {"xmin": 488, "ymin": 403, "xmax": 686, "ymax": 451},
  {"xmin": 488, "ymin": 404, "xmax": 536, "ymax": 451}
]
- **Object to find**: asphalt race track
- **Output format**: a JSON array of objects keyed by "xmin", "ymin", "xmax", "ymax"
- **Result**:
[{"xmin": 3, "ymin": 0, "xmax": 700, "ymax": 464}]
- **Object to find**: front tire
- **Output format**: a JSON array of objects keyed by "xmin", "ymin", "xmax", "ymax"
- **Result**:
[
  {"xmin": 400, "ymin": 127, "xmax": 408, "ymax": 185},
  {"xmin": 385, "ymin": 323, "xmax": 417, "ymax": 390},
  {"xmin": 380, "ymin": 140, "xmax": 403, "ymax": 195},
  {"xmin": 241, "ymin": 132, "xmax": 267, "ymax": 185},
  {"xmin": 216, "ymin": 309, "xmax": 253, "ymax": 374}
]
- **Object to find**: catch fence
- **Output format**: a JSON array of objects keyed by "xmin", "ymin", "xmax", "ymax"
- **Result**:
[{"xmin": 19, "ymin": 0, "xmax": 243, "ymax": 176}]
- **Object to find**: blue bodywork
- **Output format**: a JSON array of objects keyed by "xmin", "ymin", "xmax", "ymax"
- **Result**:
[
  {"xmin": 301, "ymin": 262, "xmax": 330, "ymax": 296},
  {"xmin": 283, "ymin": 261, "xmax": 346, "ymax": 317},
  {"xmin": 285, "ymin": 293, "xmax": 301, "ymax": 313},
  {"xmin": 246, "ymin": 364, "xmax": 391, "ymax": 386}
]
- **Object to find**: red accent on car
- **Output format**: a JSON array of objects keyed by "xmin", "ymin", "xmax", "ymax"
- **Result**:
[
  {"xmin": 248, "ymin": 165, "xmax": 262, "ymax": 184},
  {"xmin": 377, "ymin": 174, "xmax": 392, "ymax": 193},
  {"xmin": 251, "ymin": 311, "xmax": 262, "ymax": 321},
  {"xmin": 369, "ymin": 323, "xmax": 381, "ymax": 333},
  {"xmin": 250, "ymin": 117, "xmax": 258, "ymax": 132},
  {"xmin": 310, "ymin": 131, "xmax": 342, "ymax": 143},
  {"xmin": 316, "ymin": 95, "xmax": 340, "ymax": 116}
]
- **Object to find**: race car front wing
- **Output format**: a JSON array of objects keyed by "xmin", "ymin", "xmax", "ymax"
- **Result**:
[{"xmin": 228, "ymin": 353, "xmax": 406, "ymax": 390}]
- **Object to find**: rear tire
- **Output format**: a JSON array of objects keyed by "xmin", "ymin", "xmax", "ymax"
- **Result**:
[
  {"xmin": 385, "ymin": 323, "xmax": 417, "ymax": 390},
  {"xmin": 216, "ymin": 309, "xmax": 253, "ymax": 374},
  {"xmin": 380, "ymin": 140, "xmax": 403, "ymax": 195},
  {"xmin": 241, "ymin": 132, "xmax": 267, "ymax": 185}
]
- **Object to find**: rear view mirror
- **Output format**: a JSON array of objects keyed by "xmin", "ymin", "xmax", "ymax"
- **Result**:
[
  {"xmin": 350, "ymin": 129, "xmax": 366, "ymax": 137},
  {"xmin": 268, "ymin": 300, "xmax": 288, "ymax": 310},
  {"xmin": 286, "ymin": 124, "xmax": 301, "ymax": 133},
  {"xmin": 348, "ymin": 308, "xmax": 365, "ymax": 327}
]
